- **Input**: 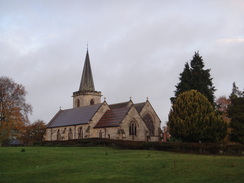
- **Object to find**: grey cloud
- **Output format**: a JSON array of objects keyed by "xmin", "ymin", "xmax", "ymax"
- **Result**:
[{"xmin": 1, "ymin": 0, "xmax": 244, "ymax": 125}]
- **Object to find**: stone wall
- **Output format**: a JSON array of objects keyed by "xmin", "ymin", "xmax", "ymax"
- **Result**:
[
  {"xmin": 139, "ymin": 101, "xmax": 162, "ymax": 139},
  {"xmin": 73, "ymin": 91, "xmax": 102, "ymax": 108}
]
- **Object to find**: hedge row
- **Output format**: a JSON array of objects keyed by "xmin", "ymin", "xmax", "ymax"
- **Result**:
[{"xmin": 41, "ymin": 138, "xmax": 244, "ymax": 155}]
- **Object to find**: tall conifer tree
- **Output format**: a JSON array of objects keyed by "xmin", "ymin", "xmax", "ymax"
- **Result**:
[
  {"xmin": 228, "ymin": 82, "xmax": 244, "ymax": 144},
  {"xmin": 171, "ymin": 63, "xmax": 192, "ymax": 103},
  {"xmin": 172, "ymin": 51, "xmax": 216, "ymax": 104}
]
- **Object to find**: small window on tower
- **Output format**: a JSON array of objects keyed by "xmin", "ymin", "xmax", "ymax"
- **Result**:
[
  {"xmin": 90, "ymin": 99, "xmax": 94, "ymax": 105},
  {"xmin": 76, "ymin": 99, "xmax": 80, "ymax": 107}
]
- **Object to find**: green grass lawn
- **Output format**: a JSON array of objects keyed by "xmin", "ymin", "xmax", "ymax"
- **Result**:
[{"xmin": 0, "ymin": 146, "xmax": 243, "ymax": 183}]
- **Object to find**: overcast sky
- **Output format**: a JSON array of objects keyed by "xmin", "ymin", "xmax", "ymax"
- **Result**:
[{"xmin": 1, "ymin": 0, "xmax": 244, "ymax": 126}]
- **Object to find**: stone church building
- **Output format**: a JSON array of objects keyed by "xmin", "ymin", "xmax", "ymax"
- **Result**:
[{"xmin": 43, "ymin": 50, "xmax": 162, "ymax": 142}]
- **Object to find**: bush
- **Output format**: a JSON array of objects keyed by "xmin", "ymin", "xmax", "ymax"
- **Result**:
[{"xmin": 41, "ymin": 138, "xmax": 244, "ymax": 155}]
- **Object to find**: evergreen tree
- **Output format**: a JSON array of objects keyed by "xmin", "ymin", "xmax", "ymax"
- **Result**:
[
  {"xmin": 168, "ymin": 90, "xmax": 227, "ymax": 142},
  {"xmin": 228, "ymin": 82, "xmax": 244, "ymax": 144},
  {"xmin": 172, "ymin": 52, "xmax": 216, "ymax": 104},
  {"xmin": 171, "ymin": 63, "xmax": 191, "ymax": 103},
  {"xmin": 229, "ymin": 82, "xmax": 244, "ymax": 99}
]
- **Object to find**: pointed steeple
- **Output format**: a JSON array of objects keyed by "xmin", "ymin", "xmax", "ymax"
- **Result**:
[
  {"xmin": 73, "ymin": 49, "xmax": 102, "ymax": 108},
  {"xmin": 79, "ymin": 50, "xmax": 95, "ymax": 92}
]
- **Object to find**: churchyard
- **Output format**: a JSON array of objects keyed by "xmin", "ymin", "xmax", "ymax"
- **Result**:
[{"xmin": 0, "ymin": 146, "xmax": 243, "ymax": 183}]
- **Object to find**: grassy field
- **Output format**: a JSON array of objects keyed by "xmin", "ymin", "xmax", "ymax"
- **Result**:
[{"xmin": 0, "ymin": 146, "xmax": 243, "ymax": 183}]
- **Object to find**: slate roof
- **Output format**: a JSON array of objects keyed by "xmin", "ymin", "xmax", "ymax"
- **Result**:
[
  {"xmin": 109, "ymin": 101, "xmax": 131, "ymax": 109},
  {"xmin": 47, "ymin": 103, "xmax": 102, "ymax": 128},
  {"xmin": 47, "ymin": 101, "xmax": 148, "ymax": 129},
  {"xmin": 94, "ymin": 102, "xmax": 131, "ymax": 128},
  {"xmin": 134, "ymin": 102, "xmax": 146, "ymax": 113}
]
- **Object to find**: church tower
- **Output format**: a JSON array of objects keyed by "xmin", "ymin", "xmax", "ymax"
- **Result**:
[{"xmin": 73, "ymin": 50, "xmax": 102, "ymax": 108}]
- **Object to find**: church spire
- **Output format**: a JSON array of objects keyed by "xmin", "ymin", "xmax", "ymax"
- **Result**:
[
  {"xmin": 73, "ymin": 49, "xmax": 101, "ymax": 108},
  {"xmin": 79, "ymin": 50, "xmax": 95, "ymax": 92}
]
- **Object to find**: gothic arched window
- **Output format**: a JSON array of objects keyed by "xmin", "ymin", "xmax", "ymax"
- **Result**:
[
  {"xmin": 129, "ymin": 121, "xmax": 137, "ymax": 136},
  {"xmin": 57, "ymin": 129, "xmax": 61, "ymax": 141},
  {"xmin": 143, "ymin": 114, "xmax": 155, "ymax": 136},
  {"xmin": 78, "ymin": 127, "xmax": 83, "ymax": 139},
  {"xmin": 90, "ymin": 99, "xmax": 94, "ymax": 105},
  {"xmin": 68, "ymin": 128, "xmax": 73, "ymax": 140}
]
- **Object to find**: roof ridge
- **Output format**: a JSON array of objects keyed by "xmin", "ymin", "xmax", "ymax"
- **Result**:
[
  {"xmin": 134, "ymin": 102, "xmax": 146, "ymax": 105},
  {"xmin": 61, "ymin": 103, "xmax": 102, "ymax": 112},
  {"xmin": 46, "ymin": 109, "xmax": 62, "ymax": 127},
  {"xmin": 118, "ymin": 105, "xmax": 132, "ymax": 125},
  {"xmin": 94, "ymin": 105, "xmax": 131, "ymax": 128},
  {"xmin": 134, "ymin": 102, "xmax": 146, "ymax": 113},
  {"xmin": 109, "ymin": 101, "xmax": 130, "ymax": 106},
  {"xmin": 110, "ymin": 106, "xmax": 130, "ymax": 110},
  {"xmin": 47, "ymin": 103, "xmax": 103, "ymax": 128}
]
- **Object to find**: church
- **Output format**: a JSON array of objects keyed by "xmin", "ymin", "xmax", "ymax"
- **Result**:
[{"xmin": 43, "ymin": 50, "xmax": 162, "ymax": 142}]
